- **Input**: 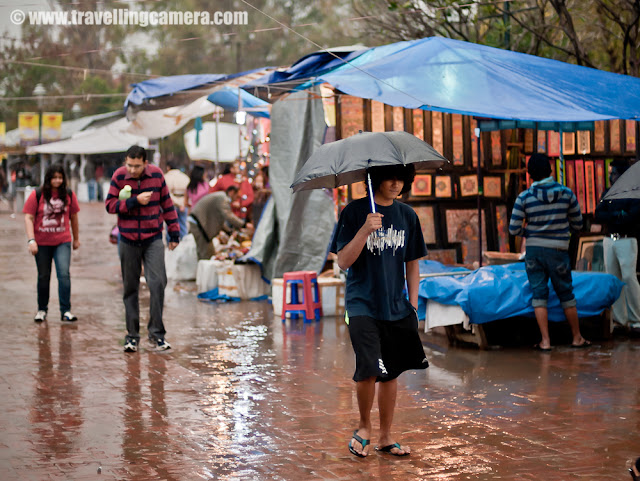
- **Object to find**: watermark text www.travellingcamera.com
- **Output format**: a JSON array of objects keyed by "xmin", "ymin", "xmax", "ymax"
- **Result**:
[{"xmin": 10, "ymin": 9, "xmax": 249, "ymax": 27}]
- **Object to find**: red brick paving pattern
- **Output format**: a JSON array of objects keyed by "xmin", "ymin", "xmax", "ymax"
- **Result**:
[{"xmin": 0, "ymin": 203, "xmax": 639, "ymax": 480}]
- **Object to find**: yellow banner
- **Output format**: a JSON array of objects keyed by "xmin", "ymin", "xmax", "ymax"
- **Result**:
[
  {"xmin": 0, "ymin": 122, "xmax": 5, "ymax": 145},
  {"xmin": 19, "ymin": 112, "xmax": 39, "ymax": 141},
  {"xmin": 42, "ymin": 112, "xmax": 63, "ymax": 141}
]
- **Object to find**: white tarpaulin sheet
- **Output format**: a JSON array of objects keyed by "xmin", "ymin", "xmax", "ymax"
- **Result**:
[
  {"xmin": 124, "ymin": 96, "xmax": 217, "ymax": 139},
  {"xmin": 26, "ymin": 117, "xmax": 148, "ymax": 154},
  {"xmin": 184, "ymin": 121, "xmax": 249, "ymax": 162}
]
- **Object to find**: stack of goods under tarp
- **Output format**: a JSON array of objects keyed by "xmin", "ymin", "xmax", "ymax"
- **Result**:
[{"xmin": 211, "ymin": 228, "xmax": 253, "ymax": 261}]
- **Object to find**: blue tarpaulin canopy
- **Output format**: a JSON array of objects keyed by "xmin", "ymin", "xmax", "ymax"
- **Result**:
[
  {"xmin": 124, "ymin": 67, "xmax": 272, "ymax": 111},
  {"xmin": 243, "ymin": 47, "xmax": 368, "ymax": 99},
  {"xmin": 207, "ymin": 87, "xmax": 270, "ymax": 118},
  {"xmin": 312, "ymin": 37, "xmax": 640, "ymax": 123}
]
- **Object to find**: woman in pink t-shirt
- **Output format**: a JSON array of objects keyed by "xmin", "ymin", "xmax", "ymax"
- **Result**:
[
  {"xmin": 186, "ymin": 165, "xmax": 209, "ymax": 209},
  {"xmin": 23, "ymin": 164, "xmax": 80, "ymax": 323}
]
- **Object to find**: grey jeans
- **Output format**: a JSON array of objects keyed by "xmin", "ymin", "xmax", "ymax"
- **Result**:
[{"xmin": 119, "ymin": 239, "xmax": 167, "ymax": 341}]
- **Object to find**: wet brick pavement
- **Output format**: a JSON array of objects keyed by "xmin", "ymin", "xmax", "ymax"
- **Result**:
[{"xmin": 1, "ymin": 203, "xmax": 639, "ymax": 480}]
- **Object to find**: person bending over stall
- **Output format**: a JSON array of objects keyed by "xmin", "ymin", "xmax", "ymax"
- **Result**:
[
  {"xmin": 509, "ymin": 153, "xmax": 590, "ymax": 351},
  {"xmin": 330, "ymin": 164, "xmax": 429, "ymax": 458},
  {"xmin": 188, "ymin": 186, "xmax": 250, "ymax": 260}
]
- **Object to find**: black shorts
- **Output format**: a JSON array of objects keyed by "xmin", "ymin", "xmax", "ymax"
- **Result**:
[{"xmin": 348, "ymin": 311, "xmax": 429, "ymax": 383}]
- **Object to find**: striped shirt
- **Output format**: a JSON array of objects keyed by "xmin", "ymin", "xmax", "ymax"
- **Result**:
[
  {"xmin": 509, "ymin": 177, "xmax": 583, "ymax": 250},
  {"xmin": 105, "ymin": 164, "xmax": 180, "ymax": 246}
]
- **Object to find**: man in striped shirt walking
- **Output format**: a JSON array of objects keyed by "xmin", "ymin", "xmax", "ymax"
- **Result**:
[
  {"xmin": 509, "ymin": 153, "xmax": 590, "ymax": 351},
  {"xmin": 105, "ymin": 146, "xmax": 180, "ymax": 353}
]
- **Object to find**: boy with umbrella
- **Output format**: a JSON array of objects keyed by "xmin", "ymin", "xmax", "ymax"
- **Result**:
[{"xmin": 331, "ymin": 163, "xmax": 429, "ymax": 458}]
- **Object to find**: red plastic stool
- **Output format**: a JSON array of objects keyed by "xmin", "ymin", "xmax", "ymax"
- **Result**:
[{"xmin": 282, "ymin": 271, "xmax": 323, "ymax": 322}]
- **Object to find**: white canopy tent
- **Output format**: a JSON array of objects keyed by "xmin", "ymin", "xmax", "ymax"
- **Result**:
[
  {"xmin": 183, "ymin": 121, "xmax": 249, "ymax": 162},
  {"xmin": 124, "ymin": 96, "xmax": 217, "ymax": 139},
  {"xmin": 26, "ymin": 117, "xmax": 148, "ymax": 155}
]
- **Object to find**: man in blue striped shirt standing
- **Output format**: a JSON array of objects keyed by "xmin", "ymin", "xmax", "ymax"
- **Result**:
[{"xmin": 509, "ymin": 153, "xmax": 591, "ymax": 351}]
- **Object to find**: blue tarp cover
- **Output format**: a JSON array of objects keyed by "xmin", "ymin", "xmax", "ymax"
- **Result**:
[
  {"xmin": 418, "ymin": 262, "xmax": 623, "ymax": 324},
  {"xmin": 125, "ymin": 68, "xmax": 269, "ymax": 109},
  {"xmin": 207, "ymin": 87, "xmax": 270, "ymax": 118},
  {"xmin": 243, "ymin": 47, "xmax": 368, "ymax": 90},
  {"xmin": 316, "ymin": 37, "xmax": 640, "ymax": 122}
]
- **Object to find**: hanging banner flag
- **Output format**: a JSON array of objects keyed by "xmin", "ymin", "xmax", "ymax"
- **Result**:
[
  {"xmin": 19, "ymin": 112, "xmax": 39, "ymax": 143},
  {"xmin": 42, "ymin": 112, "xmax": 63, "ymax": 141},
  {"xmin": 0, "ymin": 122, "xmax": 5, "ymax": 146}
]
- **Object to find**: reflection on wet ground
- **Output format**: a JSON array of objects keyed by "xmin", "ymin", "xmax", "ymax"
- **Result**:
[{"xmin": 1, "ymin": 203, "xmax": 639, "ymax": 480}]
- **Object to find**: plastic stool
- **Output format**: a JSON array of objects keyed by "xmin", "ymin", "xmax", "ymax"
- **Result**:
[{"xmin": 282, "ymin": 271, "xmax": 323, "ymax": 322}]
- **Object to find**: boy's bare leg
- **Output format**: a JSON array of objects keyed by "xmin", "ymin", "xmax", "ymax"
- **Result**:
[
  {"xmin": 377, "ymin": 378, "xmax": 409, "ymax": 455},
  {"xmin": 351, "ymin": 377, "xmax": 375, "ymax": 456},
  {"xmin": 534, "ymin": 306, "xmax": 551, "ymax": 349},
  {"xmin": 564, "ymin": 306, "xmax": 588, "ymax": 345}
]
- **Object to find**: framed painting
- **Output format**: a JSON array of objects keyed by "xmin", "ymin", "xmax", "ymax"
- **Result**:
[
  {"xmin": 594, "ymin": 121, "xmax": 606, "ymax": 152},
  {"xmin": 445, "ymin": 208, "xmax": 487, "ymax": 266},
  {"xmin": 452, "ymin": 114, "xmax": 464, "ymax": 165},
  {"xmin": 595, "ymin": 159, "xmax": 605, "ymax": 201},
  {"xmin": 434, "ymin": 175, "xmax": 453, "ymax": 198},
  {"xmin": 471, "ymin": 118, "xmax": 479, "ymax": 167},
  {"xmin": 537, "ymin": 129, "xmax": 547, "ymax": 153},
  {"xmin": 577, "ymin": 131, "xmax": 591, "ymax": 154},
  {"xmin": 609, "ymin": 119, "xmax": 621, "ymax": 153},
  {"xmin": 585, "ymin": 160, "xmax": 596, "ymax": 214},
  {"xmin": 575, "ymin": 235, "xmax": 605, "ymax": 272},
  {"xmin": 350, "ymin": 181, "xmax": 367, "ymax": 200},
  {"xmin": 563, "ymin": 132, "xmax": 575, "ymax": 155},
  {"xmin": 626, "ymin": 119, "xmax": 636, "ymax": 152},
  {"xmin": 483, "ymin": 176, "xmax": 503, "ymax": 198},
  {"xmin": 431, "ymin": 111, "xmax": 444, "ymax": 154},
  {"xmin": 412, "ymin": 110, "xmax": 424, "ymax": 140},
  {"xmin": 548, "ymin": 131, "xmax": 560, "ymax": 157},
  {"xmin": 459, "ymin": 174, "xmax": 478, "ymax": 197},
  {"xmin": 491, "ymin": 130, "xmax": 502, "ymax": 165},
  {"xmin": 565, "ymin": 160, "xmax": 576, "ymax": 194},
  {"xmin": 413, "ymin": 205, "xmax": 437, "ymax": 245},
  {"xmin": 411, "ymin": 174, "xmax": 432, "ymax": 197},
  {"xmin": 426, "ymin": 248, "xmax": 459, "ymax": 266},
  {"xmin": 495, "ymin": 205, "xmax": 509, "ymax": 252},
  {"xmin": 524, "ymin": 129, "xmax": 534, "ymax": 153},
  {"xmin": 575, "ymin": 159, "xmax": 586, "ymax": 213}
]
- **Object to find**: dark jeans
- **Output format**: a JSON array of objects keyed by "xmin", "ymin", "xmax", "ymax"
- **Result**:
[
  {"xmin": 119, "ymin": 239, "xmax": 167, "ymax": 342},
  {"xmin": 34, "ymin": 242, "xmax": 71, "ymax": 316},
  {"xmin": 166, "ymin": 207, "xmax": 188, "ymax": 242},
  {"xmin": 525, "ymin": 245, "xmax": 576, "ymax": 309}
]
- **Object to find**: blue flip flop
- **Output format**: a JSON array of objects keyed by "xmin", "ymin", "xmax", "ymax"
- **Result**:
[
  {"xmin": 348, "ymin": 430, "xmax": 370, "ymax": 458},
  {"xmin": 376, "ymin": 442, "xmax": 410, "ymax": 456}
]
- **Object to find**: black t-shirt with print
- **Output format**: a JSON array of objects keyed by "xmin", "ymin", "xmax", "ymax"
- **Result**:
[{"xmin": 330, "ymin": 197, "xmax": 428, "ymax": 321}]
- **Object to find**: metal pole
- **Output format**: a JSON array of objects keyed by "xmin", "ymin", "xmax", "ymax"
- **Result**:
[
  {"xmin": 215, "ymin": 107, "xmax": 220, "ymax": 163},
  {"xmin": 476, "ymin": 126, "xmax": 483, "ymax": 267},
  {"xmin": 237, "ymin": 88, "xmax": 242, "ymax": 159},
  {"xmin": 38, "ymin": 109, "xmax": 44, "ymax": 184},
  {"xmin": 559, "ymin": 127, "xmax": 564, "ymax": 185}
]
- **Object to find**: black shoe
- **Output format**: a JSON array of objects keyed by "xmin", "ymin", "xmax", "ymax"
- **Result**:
[{"xmin": 124, "ymin": 338, "xmax": 138, "ymax": 353}]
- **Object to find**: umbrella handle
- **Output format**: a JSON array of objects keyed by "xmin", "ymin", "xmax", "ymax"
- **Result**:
[{"xmin": 367, "ymin": 172, "xmax": 376, "ymax": 214}]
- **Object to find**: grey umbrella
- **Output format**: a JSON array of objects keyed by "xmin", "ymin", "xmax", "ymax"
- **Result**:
[
  {"xmin": 290, "ymin": 131, "xmax": 448, "ymax": 204},
  {"xmin": 602, "ymin": 160, "xmax": 640, "ymax": 201}
]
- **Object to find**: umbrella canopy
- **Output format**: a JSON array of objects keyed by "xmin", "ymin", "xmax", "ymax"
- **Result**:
[
  {"xmin": 602, "ymin": 161, "xmax": 640, "ymax": 201},
  {"xmin": 290, "ymin": 131, "xmax": 448, "ymax": 193}
]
